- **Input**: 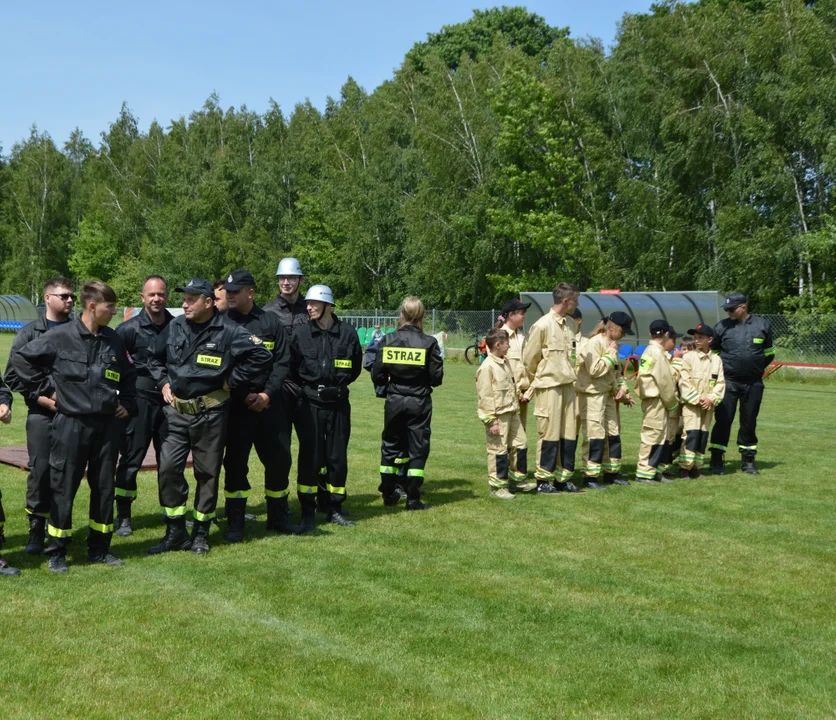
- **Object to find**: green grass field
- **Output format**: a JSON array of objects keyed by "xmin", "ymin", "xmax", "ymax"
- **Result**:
[{"xmin": 0, "ymin": 334, "xmax": 833, "ymax": 719}]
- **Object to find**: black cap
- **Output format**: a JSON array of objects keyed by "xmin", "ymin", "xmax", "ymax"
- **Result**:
[
  {"xmin": 649, "ymin": 319, "xmax": 680, "ymax": 338},
  {"xmin": 570, "ymin": 307, "xmax": 583, "ymax": 320},
  {"xmin": 723, "ymin": 292, "xmax": 747, "ymax": 311},
  {"xmin": 688, "ymin": 323, "xmax": 714, "ymax": 337},
  {"xmin": 174, "ymin": 278, "xmax": 214, "ymax": 298},
  {"xmin": 609, "ymin": 311, "xmax": 635, "ymax": 336},
  {"xmin": 223, "ymin": 269, "xmax": 256, "ymax": 291},
  {"xmin": 500, "ymin": 298, "xmax": 531, "ymax": 316}
]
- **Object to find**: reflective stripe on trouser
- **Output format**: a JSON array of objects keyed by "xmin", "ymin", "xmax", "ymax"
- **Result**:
[
  {"xmin": 25, "ymin": 411, "xmax": 54, "ymax": 517},
  {"xmin": 223, "ymin": 402, "xmax": 290, "ymax": 500},
  {"xmin": 115, "ymin": 395, "xmax": 166, "ymax": 504},
  {"xmin": 659, "ymin": 407, "xmax": 683, "ymax": 471},
  {"xmin": 157, "ymin": 404, "xmax": 229, "ymax": 524},
  {"xmin": 487, "ymin": 411, "xmax": 527, "ymax": 488},
  {"xmin": 47, "ymin": 413, "xmax": 119, "ymax": 551},
  {"xmin": 297, "ymin": 396, "xmax": 351, "ymax": 509},
  {"xmin": 380, "ymin": 393, "xmax": 432, "ymax": 501},
  {"xmin": 710, "ymin": 378, "xmax": 764, "ymax": 456},
  {"xmin": 636, "ymin": 398, "xmax": 669, "ymax": 479},
  {"xmin": 678, "ymin": 405, "xmax": 714, "ymax": 470},
  {"xmin": 533, "ymin": 384, "xmax": 577, "ymax": 481},
  {"xmin": 579, "ymin": 392, "xmax": 621, "ymax": 478}
]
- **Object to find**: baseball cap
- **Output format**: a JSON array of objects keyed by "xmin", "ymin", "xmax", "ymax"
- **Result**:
[
  {"xmin": 500, "ymin": 298, "xmax": 531, "ymax": 316},
  {"xmin": 649, "ymin": 319, "xmax": 680, "ymax": 338},
  {"xmin": 174, "ymin": 278, "xmax": 214, "ymax": 298},
  {"xmin": 723, "ymin": 292, "xmax": 747, "ymax": 311},
  {"xmin": 609, "ymin": 311, "xmax": 635, "ymax": 336},
  {"xmin": 223, "ymin": 269, "xmax": 256, "ymax": 291},
  {"xmin": 688, "ymin": 323, "xmax": 714, "ymax": 337}
]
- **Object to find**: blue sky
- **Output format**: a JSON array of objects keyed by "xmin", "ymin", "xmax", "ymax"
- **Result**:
[{"xmin": 1, "ymin": 1, "xmax": 653, "ymax": 152}]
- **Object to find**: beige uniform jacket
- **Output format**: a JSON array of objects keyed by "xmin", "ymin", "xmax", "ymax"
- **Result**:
[
  {"xmin": 522, "ymin": 310, "xmax": 577, "ymax": 389},
  {"xmin": 576, "ymin": 333, "xmax": 620, "ymax": 396},
  {"xmin": 503, "ymin": 325, "xmax": 529, "ymax": 395},
  {"xmin": 635, "ymin": 342, "xmax": 679, "ymax": 410},
  {"xmin": 678, "ymin": 350, "xmax": 726, "ymax": 407},
  {"xmin": 476, "ymin": 354, "xmax": 519, "ymax": 425}
]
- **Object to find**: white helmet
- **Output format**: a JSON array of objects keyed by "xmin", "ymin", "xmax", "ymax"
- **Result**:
[
  {"xmin": 275, "ymin": 257, "xmax": 304, "ymax": 277},
  {"xmin": 305, "ymin": 284, "xmax": 335, "ymax": 305}
]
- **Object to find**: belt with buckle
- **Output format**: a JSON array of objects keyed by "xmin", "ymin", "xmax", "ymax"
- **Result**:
[{"xmin": 172, "ymin": 388, "xmax": 230, "ymax": 415}]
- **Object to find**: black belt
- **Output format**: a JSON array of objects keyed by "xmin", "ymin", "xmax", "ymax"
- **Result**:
[
  {"xmin": 136, "ymin": 376, "xmax": 159, "ymax": 391},
  {"xmin": 303, "ymin": 385, "xmax": 345, "ymax": 402}
]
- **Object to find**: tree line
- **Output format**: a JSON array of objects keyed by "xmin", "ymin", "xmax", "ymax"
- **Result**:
[{"xmin": 1, "ymin": 1, "xmax": 834, "ymax": 313}]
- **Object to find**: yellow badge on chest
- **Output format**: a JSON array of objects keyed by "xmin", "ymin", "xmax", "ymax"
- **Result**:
[
  {"xmin": 382, "ymin": 347, "xmax": 426, "ymax": 366},
  {"xmin": 197, "ymin": 354, "xmax": 222, "ymax": 367},
  {"xmin": 334, "ymin": 359, "xmax": 352, "ymax": 369},
  {"xmin": 264, "ymin": 341, "xmax": 275, "ymax": 351},
  {"xmin": 105, "ymin": 369, "xmax": 120, "ymax": 382}
]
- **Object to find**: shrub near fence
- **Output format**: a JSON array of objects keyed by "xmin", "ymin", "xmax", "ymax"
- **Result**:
[{"xmin": 340, "ymin": 310, "xmax": 836, "ymax": 364}]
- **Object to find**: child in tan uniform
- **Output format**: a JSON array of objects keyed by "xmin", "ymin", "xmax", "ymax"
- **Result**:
[
  {"xmin": 476, "ymin": 329, "xmax": 537, "ymax": 499},
  {"xmin": 498, "ymin": 298, "xmax": 531, "ymax": 475},
  {"xmin": 634, "ymin": 320, "xmax": 680, "ymax": 483},
  {"xmin": 677, "ymin": 324, "xmax": 725, "ymax": 478}
]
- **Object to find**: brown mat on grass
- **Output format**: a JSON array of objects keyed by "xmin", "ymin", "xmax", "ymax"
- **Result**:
[{"xmin": 0, "ymin": 445, "xmax": 193, "ymax": 472}]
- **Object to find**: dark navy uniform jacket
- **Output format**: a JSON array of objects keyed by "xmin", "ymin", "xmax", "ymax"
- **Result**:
[
  {"xmin": 12, "ymin": 319, "xmax": 137, "ymax": 416},
  {"xmin": 115, "ymin": 308, "xmax": 174, "ymax": 401},
  {"xmin": 225, "ymin": 305, "xmax": 290, "ymax": 401},
  {"xmin": 289, "ymin": 315, "xmax": 362, "ymax": 401},
  {"xmin": 711, "ymin": 314, "xmax": 775, "ymax": 382},
  {"xmin": 263, "ymin": 294, "xmax": 309, "ymax": 338},
  {"xmin": 4, "ymin": 315, "xmax": 70, "ymax": 412}
]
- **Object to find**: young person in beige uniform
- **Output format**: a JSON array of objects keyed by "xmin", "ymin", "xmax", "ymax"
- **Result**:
[
  {"xmin": 634, "ymin": 320, "xmax": 680, "ymax": 483},
  {"xmin": 498, "ymin": 298, "xmax": 531, "ymax": 476},
  {"xmin": 576, "ymin": 312, "xmax": 636, "ymax": 489},
  {"xmin": 476, "ymin": 329, "xmax": 535, "ymax": 499},
  {"xmin": 522, "ymin": 282, "xmax": 582, "ymax": 494},
  {"xmin": 676, "ymin": 324, "xmax": 725, "ymax": 478}
]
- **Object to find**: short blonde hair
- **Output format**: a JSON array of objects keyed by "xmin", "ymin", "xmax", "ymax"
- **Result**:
[{"xmin": 399, "ymin": 296, "xmax": 425, "ymax": 327}]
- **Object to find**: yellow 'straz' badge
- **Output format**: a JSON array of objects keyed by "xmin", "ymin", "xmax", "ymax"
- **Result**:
[
  {"xmin": 382, "ymin": 347, "xmax": 426, "ymax": 366},
  {"xmin": 197, "ymin": 354, "xmax": 222, "ymax": 367},
  {"xmin": 334, "ymin": 359, "xmax": 352, "ymax": 369},
  {"xmin": 639, "ymin": 356, "xmax": 653, "ymax": 374},
  {"xmin": 264, "ymin": 341, "xmax": 275, "ymax": 350},
  {"xmin": 105, "ymin": 369, "xmax": 120, "ymax": 382}
]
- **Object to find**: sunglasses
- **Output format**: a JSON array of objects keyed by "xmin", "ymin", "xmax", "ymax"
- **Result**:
[
  {"xmin": 725, "ymin": 305, "xmax": 741, "ymax": 313},
  {"xmin": 48, "ymin": 293, "xmax": 76, "ymax": 301}
]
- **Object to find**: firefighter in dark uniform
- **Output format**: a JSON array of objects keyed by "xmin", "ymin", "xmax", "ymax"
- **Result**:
[
  {"xmin": 263, "ymin": 257, "xmax": 309, "ymax": 496},
  {"xmin": 0, "ymin": 379, "xmax": 18, "ymax": 576},
  {"xmin": 149, "ymin": 278, "xmax": 272, "ymax": 555},
  {"xmin": 709, "ymin": 292, "xmax": 775, "ymax": 476},
  {"xmin": 371, "ymin": 297, "xmax": 444, "ymax": 510},
  {"xmin": 113, "ymin": 275, "xmax": 175, "ymax": 536},
  {"xmin": 13, "ymin": 282, "xmax": 137, "ymax": 573},
  {"xmin": 221, "ymin": 268, "xmax": 296, "ymax": 540},
  {"xmin": 290, "ymin": 285, "xmax": 362, "ymax": 530},
  {"xmin": 4, "ymin": 276, "xmax": 74, "ymax": 555}
]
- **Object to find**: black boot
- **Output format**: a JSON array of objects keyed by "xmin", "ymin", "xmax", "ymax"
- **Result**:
[
  {"xmin": 554, "ymin": 480, "xmax": 584, "ymax": 493},
  {"xmin": 604, "ymin": 473, "xmax": 630, "ymax": 486},
  {"xmin": 225, "ymin": 499, "xmax": 246, "ymax": 544},
  {"xmin": 46, "ymin": 548, "xmax": 68, "ymax": 573},
  {"xmin": 191, "ymin": 521, "xmax": 210, "ymax": 554},
  {"xmin": 298, "ymin": 507, "xmax": 316, "ymax": 534},
  {"xmin": 583, "ymin": 478, "xmax": 608, "ymax": 490},
  {"xmin": 406, "ymin": 499, "xmax": 430, "ymax": 511},
  {"xmin": 24, "ymin": 515, "xmax": 46, "ymax": 554},
  {"xmin": 114, "ymin": 499, "xmax": 133, "ymax": 537},
  {"xmin": 147, "ymin": 518, "xmax": 192, "ymax": 554},
  {"xmin": 0, "ymin": 555, "xmax": 20, "ymax": 576},
  {"xmin": 710, "ymin": 449, "xmax": 726, "ymax": 476},
  {"xmin": 741, "ymin": 451, "xmax": 759, "ymax": 475},
  {"xmin": 326, "ymin": 507, "xmax": 356, "ymax": 527},
  {"xmin": 266, "ymin": 497, "xmax": 301, "ymax": 534}
]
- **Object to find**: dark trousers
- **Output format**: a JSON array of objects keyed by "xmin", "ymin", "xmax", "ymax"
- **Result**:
[
  {"xmin": 223, "ymin": 401, "xmax": 290, "ymax": 500},
  {"xmin": 379, "ymin": 394, "xmax": 432, "ymax": 501},
  {"xmin": 277, "ymin": 386, "xmax": 302, "ymax": 490},
  {"xmin": 158, "ymin": 404, "xmax": 229, "ymax": 522},
  {"xmin": 710, "ymin": 379, "xmax": 764, "ymax": 454},
  {"xmin": 47, "ymin": 413, "xmax": 119, "ymax": 551},
  {"xmin": 25, "ymin": 410, "xmax": 53, "ymax": 517},
  {"xmin": 297, "ymin": 397, "xmax": 351, "ymax": 510},
  {"xmin": 115, "ymin": 395, "xmax": 165, "ymax": 503}
]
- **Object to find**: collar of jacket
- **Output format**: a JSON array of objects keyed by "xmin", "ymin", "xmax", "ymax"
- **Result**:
[
  {"xmin": 399, "ymin": 324, "xmax": 420, "ymax": 334},
  {"xmin": 186, "ymin": 309, "xmax": 225, "ymax": 332},
  {"xmin": 548, "ymin": 309, "xmax": 568, "ymax": 325},
  {"xmin": 227, "ymin": 305, "xmax": 264, "ymax": 322},
  {"xmin": 37, "ymin": 314, "xmax": 71, "ymax": 331},
  {"xmin": 138, "ymin": 307, "xmax": 174, "ymax": 328},
  {"xmin": 310, "ymin": 314, "xmax": 342, "ymax": 336},
  {"xmin": 75, "ymin": 317, "xmax": 104, "ymax": 338}
]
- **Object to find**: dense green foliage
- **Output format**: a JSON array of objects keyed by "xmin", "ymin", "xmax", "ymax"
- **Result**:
[{"xmin": 1, "ymin": 1, "xmax": 835, "ymax": 311}]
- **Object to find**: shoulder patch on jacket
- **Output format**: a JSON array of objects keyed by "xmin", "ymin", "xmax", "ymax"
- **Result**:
[
  {"xmin": 639, "ymin": 356, "xmax": 654, "ymax": 374},
  {"xmin": 249, "ymin": 335, "xmax": 262, "ymax": 345}
]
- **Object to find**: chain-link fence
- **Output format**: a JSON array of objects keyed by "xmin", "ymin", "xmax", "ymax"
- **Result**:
[{"xmin": 341, "ymin": 310, "xmax": 836, "ymax": 363}]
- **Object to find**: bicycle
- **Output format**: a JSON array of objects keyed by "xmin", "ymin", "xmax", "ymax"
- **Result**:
[{"xmin": 464, "ymin": 335, "xmax": 488, "ymax": 365}]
